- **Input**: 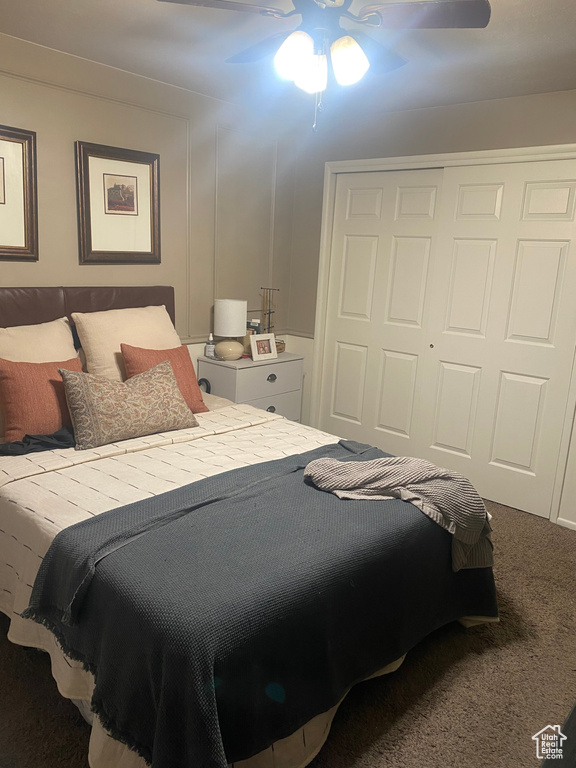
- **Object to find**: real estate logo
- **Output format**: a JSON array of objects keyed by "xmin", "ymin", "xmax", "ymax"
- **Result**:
[{"xmin": 532, "ymin": 725, "xmax": 567, "ymax": 760}]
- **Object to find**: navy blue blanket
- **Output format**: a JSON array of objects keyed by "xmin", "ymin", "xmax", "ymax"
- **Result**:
[{"xmin": 24, "ymin": 440, "xmax": 498, "ymax": 768}]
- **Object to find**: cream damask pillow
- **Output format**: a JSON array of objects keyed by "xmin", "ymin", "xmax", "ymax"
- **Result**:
[{"xmin": 60, "ymin": 360, "xmax": 198, "ymax": 450}]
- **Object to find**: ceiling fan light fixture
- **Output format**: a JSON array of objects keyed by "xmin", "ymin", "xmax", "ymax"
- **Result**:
[
  {"xmin": 294, "ymin": 53, "xmax": 328, "ymax": 93},
  {"xmin": 330, "ymin": 35, "xmax": 370, "ymax": 85},
  {"xmin": 274, "ymin": 30, "xmax": 314, "ymax": 81}
]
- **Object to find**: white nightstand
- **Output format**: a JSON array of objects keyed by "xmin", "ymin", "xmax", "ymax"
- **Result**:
[{"xmin": 197, "ymin": 353, "xmax": 304, "ymax": 421}]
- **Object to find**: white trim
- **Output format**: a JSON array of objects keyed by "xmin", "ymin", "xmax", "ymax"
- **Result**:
[
  {"xmin": 268, "ymin": 142, "xmax": 278, "ymax": 289},
  {"xmin": 550, "ymin": 372, "xmax": 576, "ymax": 524},
  {"xmin": 311, "ymin": 143, "xmax": 576, "ymax": 520},
  {"xmin": 323, "ymin": 144, "xmax": 576, "ymax": 176},
  {"xmin": 556, "ymin": 517, "xmax": 576, "ymax": 531},
  {"xmin": 310, "ymin": 162, "xmax": 339, "ymax": 428}
]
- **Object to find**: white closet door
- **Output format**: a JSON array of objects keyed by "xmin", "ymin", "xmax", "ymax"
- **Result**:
[
  {"xmin": 319, "ymin": 161, "xmax": 576, "ymax": 517},
  {"xmin": 418, "ymin": 160, "xmax": 576, "ymax": 515},
  {"xmin": 319, "ymin": 168, "xmax": 443, "ymax": 450}
]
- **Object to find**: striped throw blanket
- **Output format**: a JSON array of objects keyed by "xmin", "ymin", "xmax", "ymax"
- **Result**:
[{"xmin": 304, "ymin": 455, "xmax": 493, "ymax": 571}]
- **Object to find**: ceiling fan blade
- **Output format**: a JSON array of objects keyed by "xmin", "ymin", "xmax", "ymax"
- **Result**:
[
  {"xmin": 354, "ymin": 0, "xmax": 491, "ymax": 29},
  {"xmin": 226, "ymin": 32, "xmax": 291, "ymax": 63},
  {"xmin": 157, "ymin": 0, "xmax": 289, "ymax": 19},
  {"xmin": 349, "ymin": 31, "xmax": 407, "ymax": 75}
]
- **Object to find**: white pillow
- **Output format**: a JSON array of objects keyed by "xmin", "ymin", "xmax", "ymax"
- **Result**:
[
  {"xmin": 0, "ymin": 317, "xmax": 78, "ymax": 442},
  {"xmin": 0, "ymin": 317, "xmax": 77, "ymax": 362},
  {"xmin": 72, "ymin": 305, "xmax": 181, "ymax": 381}
]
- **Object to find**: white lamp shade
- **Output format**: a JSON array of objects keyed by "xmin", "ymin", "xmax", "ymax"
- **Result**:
[
  {"xmin": 274, "ymin": 31, "xmax": 314, "ymax": 81},
  {"xmin": 330, "ymin": 36, "xmax": 370, "ymax": 86},
  {"xmin": 213, "ymin": 299, "xmax": 247, "ymax": 337},
  {"xmin": 294, "ymin": 53, "xmax": 328, "ymax": 94}
]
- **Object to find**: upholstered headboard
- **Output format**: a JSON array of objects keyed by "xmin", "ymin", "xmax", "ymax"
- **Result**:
[{"xmin": 0, "ymin": 286, "xmax": 176, "ymax": 330}]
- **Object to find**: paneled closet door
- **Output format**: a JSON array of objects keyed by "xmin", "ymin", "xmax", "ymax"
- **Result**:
[
  {"xmin": 319, "ymin": 161, "xmax": 576, "ymax": 517},
  {"xmin": 417, "ymin": 160, "xmax": 576, "ymax": 516},
  {"xmin": 318, "ymin": 168, "xmax": 443, "ymax": 453}
]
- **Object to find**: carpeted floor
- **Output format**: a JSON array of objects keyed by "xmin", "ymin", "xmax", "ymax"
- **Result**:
[{"xmin": 0, "ymin": 502, "xmax": 575, "ymax": 768}]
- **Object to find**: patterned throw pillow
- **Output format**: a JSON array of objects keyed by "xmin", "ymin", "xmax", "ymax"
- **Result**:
[{"xmin": 60, "ymin": 360, "xmax": 198, "ymax": 450}]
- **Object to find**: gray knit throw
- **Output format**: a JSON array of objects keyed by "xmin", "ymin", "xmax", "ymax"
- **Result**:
[{"xmin": 304, "ymin": 455, "xmax": 493, "ymax": 571}]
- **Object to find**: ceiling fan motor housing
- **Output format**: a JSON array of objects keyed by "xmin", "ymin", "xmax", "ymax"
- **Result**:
[{"xmin": 292, "ymin": 0, "xmax": 351, "ymax": 52}]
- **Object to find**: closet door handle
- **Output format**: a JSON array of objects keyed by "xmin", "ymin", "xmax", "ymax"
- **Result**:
[
  {"xmin": 266, "ymin": 405, "xmax": 276, "ymax": 413},
  {"xmin": 267, "ymin": 373, "xmax": 277, "ymax": 383}
]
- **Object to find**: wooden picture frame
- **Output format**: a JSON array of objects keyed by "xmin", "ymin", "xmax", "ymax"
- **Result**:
[
  {"xmin": 250, "ymin": 333, "xmax": 277, "ymax": 361},
  {"xmin": 0, "ymin": 125, "xmax": 38, "ymax": 261},
  {"xmin": 75, "ymin": 141, "xmax": 160, "ymax": 264}
]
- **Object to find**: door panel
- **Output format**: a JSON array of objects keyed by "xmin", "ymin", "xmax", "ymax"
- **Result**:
[
  {"xmin": 320, "ymin": 169, "xmax": 442, "ymax": 451},
  {"xmin": 420, "ymin": 160, "xmax": 576, "ymax": 515}
]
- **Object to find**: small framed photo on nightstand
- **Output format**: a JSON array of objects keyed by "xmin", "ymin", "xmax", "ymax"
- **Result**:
[{"xmin": 250, "ymin": 333, "xmax": 277, "ymax": 361}]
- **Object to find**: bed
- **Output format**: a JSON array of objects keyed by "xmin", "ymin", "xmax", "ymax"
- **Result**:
[{"xmin": 0, "ymin": 286, "xmax": 498, "ymax": 768}]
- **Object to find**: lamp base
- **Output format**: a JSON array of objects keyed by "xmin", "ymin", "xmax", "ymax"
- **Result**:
[{"xmin": 215, "ymin": 339, "xmax": 244, "ymax": 361}]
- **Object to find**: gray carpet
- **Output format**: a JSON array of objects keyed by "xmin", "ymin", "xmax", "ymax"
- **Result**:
[{"xmin": 0, "ymin": 501, "xmax": 575, "ymax": 768}]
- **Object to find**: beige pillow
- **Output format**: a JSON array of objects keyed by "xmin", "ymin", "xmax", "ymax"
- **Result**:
[
  {"xmin": 0, "ymin": 317, "xmax": 78, "ymax": 442},
  {"xmin": 0, "ymin": 317, "xmax": 77, "ymax": 362},
  {"xmin": 72, "ymin": 305, "xmax": 181, "ymax": 381},
  {"xmin": 60, "ymin": 360, "xmax": 198, "ymax": 450}
]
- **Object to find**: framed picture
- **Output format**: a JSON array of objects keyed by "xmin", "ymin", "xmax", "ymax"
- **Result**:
[
  {"xmin": 250, "ymin": 333, "xmax": 277, "ymax": 361},
  {"xmin": 75, "ymin": 141, "xmax": 160, "ymax": 264},
  {"xmin": 0, "ymin": 124, "xmax": 38, "ymax": 261}
]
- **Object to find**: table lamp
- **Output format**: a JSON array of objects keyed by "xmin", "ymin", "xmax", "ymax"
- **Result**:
[{"xmin": 214, "ymin": 299, "xmax": 247, "ymax": 361}]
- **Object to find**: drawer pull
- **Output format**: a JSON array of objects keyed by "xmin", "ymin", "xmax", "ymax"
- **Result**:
[
  {"xmin": 266, "ymin": 405, "xmax": 276, "ymax": 413},
  {"xmin": 267, "ymin": 373, "xmax": 277, "ymax": 383}
]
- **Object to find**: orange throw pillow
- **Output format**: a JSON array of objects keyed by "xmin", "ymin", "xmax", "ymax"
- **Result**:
[
  {"xmin": 121, "ymin": 344, "xmax": 208, "ymax": 414},
  {"xmin": 0, "ymin": 357, "xmax": 83, "ymax": 442}
]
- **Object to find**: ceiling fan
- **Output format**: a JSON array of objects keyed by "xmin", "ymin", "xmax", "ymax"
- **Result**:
[{"xmin": 157, "ymin": 0, "xmax": 491, "ymax": 94}]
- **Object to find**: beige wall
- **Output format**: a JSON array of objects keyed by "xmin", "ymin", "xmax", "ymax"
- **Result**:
[
  {"xmin": 282, "ymin": 88, "xmax": 576, "ymax": 336},
  {"xmin": 0, "ymin": 34, "xmax": 290, "ymax": 340}
]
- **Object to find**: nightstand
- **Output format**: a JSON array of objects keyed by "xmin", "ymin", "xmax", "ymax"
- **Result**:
[{"xmin": 197, "ymin": 353, "xmax": 304, "ymax": 421}]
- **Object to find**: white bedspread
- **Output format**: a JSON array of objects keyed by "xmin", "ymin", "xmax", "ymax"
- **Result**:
[{"xmin": 0, "ymin": 405, "xmax": 338, "ymax": 639}]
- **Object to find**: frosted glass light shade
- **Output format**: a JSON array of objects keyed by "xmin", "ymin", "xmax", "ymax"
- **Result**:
[
  {"xmin": 294, "ymin": 54, "xmax": 328, "ymax": 94},
  {"xmin": 330, "ymin": 36, "xmax": 370, "ymax": 86},
  {"xmin": 274, "ymin": 31, "xmax": 314, "ymax": 81},
  {"xmin": 213, "ymin": 299, "xmax": 247, "ymax": 338}
]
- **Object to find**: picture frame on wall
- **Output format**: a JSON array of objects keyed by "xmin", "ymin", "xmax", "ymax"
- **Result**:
[
  {"xmin": 0, "ymin": 124, "xmax": 38, "ymax": 262},
  {"xmin": 250, "ymin": 333, "xmax": 278, "ymax": 361},
  {"xmin": 75, "ymin": 141, "xmax": 160, "ymax": 264}
]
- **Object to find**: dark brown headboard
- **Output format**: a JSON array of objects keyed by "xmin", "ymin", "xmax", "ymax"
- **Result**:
[{"xmin": 0, "ymin": 286, "xmax": 176, "ymax": 330}]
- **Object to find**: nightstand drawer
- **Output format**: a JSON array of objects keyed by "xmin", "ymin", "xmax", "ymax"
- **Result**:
[
  {"xmin": 196, "ymin": 354, "xmax": 304, "ymax": 422},
  {"xmin": 235, "ymin": 360, "xmax": 303, "ymax": 402},
  {"xmin": 245, "ymin": 390, "xmax": 302, "ymax": 421}
]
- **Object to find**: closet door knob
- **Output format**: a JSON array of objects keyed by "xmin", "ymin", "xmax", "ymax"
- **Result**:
[
  {"xmin": 266, "ymin": 405, "xmax": 276, "ymax": 413},
  {"xmin": 267, "ymin": 373, "xmax": 277, "ymax": 383}
]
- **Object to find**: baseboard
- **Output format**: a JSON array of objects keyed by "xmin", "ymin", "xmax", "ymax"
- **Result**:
[{"xmin": 556, "ymin": 517, "xmax": 576, "ymax": 531}]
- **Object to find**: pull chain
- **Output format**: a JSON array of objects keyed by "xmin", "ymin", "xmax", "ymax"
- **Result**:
[{"xmin": 313, "ymin": 90, "xmax": 324, "ymax": 132}]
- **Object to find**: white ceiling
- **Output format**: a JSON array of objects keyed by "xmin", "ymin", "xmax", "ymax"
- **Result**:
[{"xmin": 1, "ymin": 0, "xmax": 576, "ymax": 122}]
